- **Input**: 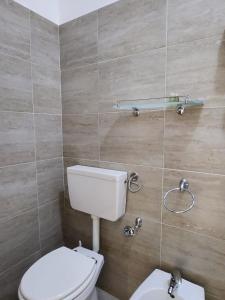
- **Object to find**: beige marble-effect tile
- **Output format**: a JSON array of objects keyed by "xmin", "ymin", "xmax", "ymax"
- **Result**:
[
  {"xmin": 98, "ymin": 48, "xmax": 166, "ymax": 112},
  {"xmin": 100, "ymin": 111, "xmax": 164, "ymax": 167},
  {"xmin": 32, "ymin": 64, "xmax": 61, "ymax": 114},
  {"xmin": 167, "ymin": 38, "xmax": 225, "ymax": 108},
  {"xmin": 163, "ymin": 169, "xmax": 225, "ymax": 240},
  {"xmin": 167, "ymin": 0, "xmax": 225, "ymax": 45},
  {"xmin": 98, "ymin": 0, "xmax": 166, "ymax": 61},
  {"xmin": 60, "ymin": 11, "xmax": 97, "ymax": 69},
  {"xmin": 164, "ymin": 108, "xmax": 225, "ymax": 174},
  {"xmin": 99, "ymin": 161, "xmax": 162, "ymax": 223},
  {"xmin": 0, "ymin": 251, "xmax": 40, "ymax": 300},
  {"xmin": 37, "ymin": 158, "xmax": 64, "ymax": 206},
  {"xmin": 99, "ymin": 214, "xmax": 161, "ymax": 300},
  {"xmin": 0, "ymin": 0, "xmax": 30, "ymax": 60},
  {"xmin": 35, "ymin": 114, "xmax": 62, "ymax": 160},
  {"xmin": 205, "ymin": 294, "xmax": 220, "ymax": 300},
  {"xmin": 39, "ymin": 200, "xmax": 63, "ymax": 251},
  {"xmin": 0, "ymin": 163, "xmax": 37, "ymax": 220},
  {"xmin": 161, "ymin": 225, "xmax": 225, "ymax": 299},
  {"xmin": 63, "ymin": 114, "xmax": 99, "ymax": 160},
  {"xmin": 61, "ymin": 64, "xmax": 99, "ymax": 114},
  {"xmin": 0, "ymin": 53, "xmax": 32, "ymax": 112},
  {"xmin": 63, "ymin": 207, "xmax": 92, "ymax": 250},
  {"xmin": 0, "ymin": 112, "xmax": 35, "ymax": 167},
  {"xmin": 0, "ymin": 209, "xmax": 40, "ymax": 274},
  {"xmin": 31, "ymin": 12, "xmax": 60, "ymax": 68}
]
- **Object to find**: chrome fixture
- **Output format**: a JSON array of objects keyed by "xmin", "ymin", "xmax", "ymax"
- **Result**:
[
  {"xmin": 128, "ymin": 172, "xmax": 142, "ymax": 193},
  {"xmin": 176, "ymin": 104, "xmax": 185, "ymax": 115},
  {"xmin": 163, "ymin": 179, "xmax": 195, "ymax": 214},
  {"xmin": 168, "ymin": 270, "xmax": 182, "ymax": 298},
  {"xmin": 132, "ymin": 107, "xmax": 140, "ymax": 117},
  {"xmin": 123, "ymin": 217, "xmax": 143, "ymax": 237}
]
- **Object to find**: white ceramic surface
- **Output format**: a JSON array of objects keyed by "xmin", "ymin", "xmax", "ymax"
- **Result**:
[
  {"xmin": 67, "ymin": 165, "xmax": 127, "ymax": 221},
  {"xmin": 130, "ymin": 269, "xmax": 205, "ymax": 300}
]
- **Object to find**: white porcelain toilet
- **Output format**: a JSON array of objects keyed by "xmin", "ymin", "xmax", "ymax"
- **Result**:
[{"xmin": 18, "ymin": 165, "xmax": 127, "ymax": 300}]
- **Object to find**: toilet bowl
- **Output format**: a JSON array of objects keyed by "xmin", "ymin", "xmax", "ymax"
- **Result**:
[
  {"xmin": 18, "ymin": 166, "xmax": 127, "ymax": 300},
  {"xmin": 18, "ymin": 246, "xmax": 104, "ymax": 300}
]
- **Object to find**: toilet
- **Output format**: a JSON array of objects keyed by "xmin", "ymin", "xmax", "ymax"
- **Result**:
[{"xmin": 18, "ymin": 165, "xmax": 127, "ymax": 300}]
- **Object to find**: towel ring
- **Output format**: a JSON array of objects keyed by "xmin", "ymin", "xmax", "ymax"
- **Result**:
[{"xmin": 163, "ymin": 179, "xmax": 195, "ymax": 214}]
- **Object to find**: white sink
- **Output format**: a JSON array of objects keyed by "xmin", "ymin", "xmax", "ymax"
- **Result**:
[{"xmin": 130, "ymin": 269, "xmax": 205, "ymax": 300}]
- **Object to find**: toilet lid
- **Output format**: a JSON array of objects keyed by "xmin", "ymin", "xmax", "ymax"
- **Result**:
[{"xmin": 20, "ymin": 247, "xmax": 96, "ymax": 300}]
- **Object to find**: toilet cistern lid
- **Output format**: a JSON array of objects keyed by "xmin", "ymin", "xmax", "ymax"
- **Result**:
[{"xmin": 19, "ymin": 247, "xmax": 96, "ymax": 300}]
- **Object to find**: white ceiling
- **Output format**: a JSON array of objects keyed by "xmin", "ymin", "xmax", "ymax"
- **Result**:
[{"xmin": 14, "ymin": 0, "xmax": 120, "ymax": 25}]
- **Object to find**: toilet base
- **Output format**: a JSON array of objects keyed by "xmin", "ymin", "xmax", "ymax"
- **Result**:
[{"xmin": 86, "ymin": 287, "xmax": 98, "ymax": 300}]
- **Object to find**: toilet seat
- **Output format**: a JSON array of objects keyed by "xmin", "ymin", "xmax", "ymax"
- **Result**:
[{"xmin": 19, "ymin": 247, "xmax": 101, "ymax": 300}]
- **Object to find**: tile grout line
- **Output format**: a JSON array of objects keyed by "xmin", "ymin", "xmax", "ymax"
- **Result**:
[
  {"xmin": 60, "ymin": 32, "xmax": 225, "ymax": 73},
  {"xmin": 29, "ymin": 10, "xmax": 42, "ymax": 253},
  {"xmin": 0, "ymin": 156, "xmax": 64, "ymax": 169},
  {"xmin": 97, "ymin": 10, "xmax": 101, "ymax": 162},
  {"xmin": 62, "ymin": 156, "xmax": 225, "ymax": 178},
  {"xmin": 160, "ymin": 0, "xmax": 169, "ymax": 268},
  {"xmin": 0, "ymin": 50, "xmax": 60, "ymax": 72},
  {"xmin": 0, "ymin": 111, "xmax": 62, "ymax": 116},
  {"xmin": 162, "ymin": 222, "xmax": 225, "ymax": 244},
  {"xmin": 0, "ymin": 249, "xmax": 41, "ymax": 278}
]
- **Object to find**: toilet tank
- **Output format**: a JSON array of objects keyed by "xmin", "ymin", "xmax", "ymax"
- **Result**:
[{"xmin": 67, "ymin": 165, "xmax": 127, "ymax": 221}]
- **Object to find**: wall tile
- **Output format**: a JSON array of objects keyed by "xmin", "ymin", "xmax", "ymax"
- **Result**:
[
  {"xmin": 99, "ymin": 111, "xmax": 164, "ymax": 167},
  {"xmin": 0, "ymin": 209, "xmax": 40, "ymax": 274},
  {"xmin": 39, "ymin": 200, "xmax": 63, "ymax": 252},
  {"xmin": 98, "ymin": 0, "xmax": 166, "ymax": 61},
  {"xmin": 37, "ymin": 158, "xmax": 64, "ymax": 206},
  {"xmin": 161, "ymin": 225, "xmax": 225, "ymax": 299},
  {"xmin": 167, "ymin": 38, "xmax": 225, "ymax": 108},
  {"xmin": 35, "ymin": 114, "xmax": 62, "ymax": 160},
  {"xmin": 98, "ymin": 48, "xmax": 166, "ymax": 112},
  {"xmin": 63, "ymin": 207, "xmax": 92, "ymax": 249},
  {"xmin": 60, "ymin": 11, "xmax": 97, "ymax": 69},
  {"xmin": 99, "ymin": 161, "xmax": 162, "ymax": 223},
  {"xmin": 163, "ymin": 169, "xmax": 225, "ymax": 240},
  {"xmin": 164, "ymin": 108, "xmax": 225, "ymax": 174},
  {"xmin": 0, "ymin": 53, "xmax": 32, "ymax": 112},
  {"xmin": 32, "ymin": 64, "xmax": 61, "ymax": 114},
  {"xmin": 62, "ymin": 64, "xmax": 99, "ymax": 114},
  {"xmin": 30, "ymin": 12, "xmax": 59, "ymax": 68},
  {"xmin": 167, "ymin": 0, "xmax": 225, "ymax": 45},
  {"xmin": 99, "ymin": 214, "xmax": 161, "ymax": 299},
  {"xmin": 0, "ymin": 112, "xmax": 35, "ymax": 167},
  {"xmin": 0, "ymin": 251, "xmax": 40, "ymax": 300},
  {"xmin": 0, "ymin": 163, "xmax": 37, "ymax": 220},
  {"xmin": 206, "ymin": 294, "xmax": 220, "ymax": 300},
  {"xmin": 63, "ymin": 114, "xmax": 99, "ymax": 160},
  {"xmin": 0, "ymin": 0, "xmax": 30, "ymax": 60}
]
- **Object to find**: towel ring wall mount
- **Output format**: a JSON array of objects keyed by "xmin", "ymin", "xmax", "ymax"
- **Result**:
[{"xmin": 163, "ymin": 179, "xmax": 195, "ymax": 214}]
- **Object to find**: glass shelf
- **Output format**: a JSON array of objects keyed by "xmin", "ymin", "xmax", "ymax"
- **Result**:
[{"xmin": 113, "ymin": 96, "xmax": 204, "ymax": 115}]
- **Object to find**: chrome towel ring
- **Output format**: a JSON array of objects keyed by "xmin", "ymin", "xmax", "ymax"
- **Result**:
[
  {"xmin": 163, "ymin": 179, "xmax": 195, "ymax": 214},
  {"xmin": 128, "ymin": 172, "xmax": 142, "ymax": 193}
]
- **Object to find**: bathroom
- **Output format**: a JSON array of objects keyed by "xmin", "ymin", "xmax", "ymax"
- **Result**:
[{"xmin": 0, "ymin": 0, "xmax": 225, "ymax": 299}]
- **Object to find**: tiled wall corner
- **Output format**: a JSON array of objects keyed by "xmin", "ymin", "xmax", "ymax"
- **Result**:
[
  {"xmin": 0, "ymin": 2, "xmax": 63, "ymax": 298},
  {"xmin": 60, "ymin": 0, "xmax": 225, "ymax": 299}
]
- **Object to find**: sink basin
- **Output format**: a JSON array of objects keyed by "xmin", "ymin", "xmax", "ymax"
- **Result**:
[{"xmin": 130, "ymin": 269, "xmax": 205, "ymax": 300}]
